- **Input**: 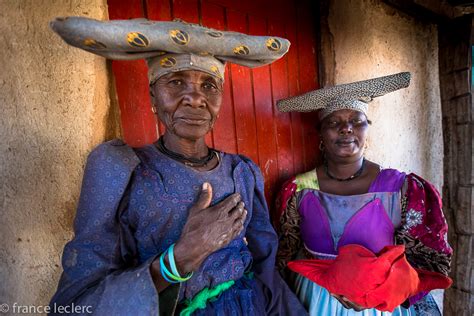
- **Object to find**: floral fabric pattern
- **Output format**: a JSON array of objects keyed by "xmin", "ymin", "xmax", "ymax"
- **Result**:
[{"xmin": 276, "ymin": 169, "xmax": 452, "ymax": 312}]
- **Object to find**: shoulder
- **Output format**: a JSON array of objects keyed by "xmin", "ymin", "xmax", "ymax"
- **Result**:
[
  {"xmin": 403, "ymin": 172, "xmax": 441, "ymax": 197},
  {"xmin": 278, "ymin": 168, "xmax": 318, "ymax": 201},
  {"xmin": 369, "ymin": 168, "xmax": 406, "ymax": 192},
  {"xmin": 295, "ymin": 169, "xmax": 319, "ymax": 192},
  {"xmin": 86, "ymin": 139, "xmax": 141, "ymax": 173},
  {"xmin": 379, "ymin": 168, "xmax": 405, "ymax": 178},
  {"xmin": 379, "ymin": 166, "xmax": 405, "ymax": 176},
  {"xmin": 405, "ymin": 172, "xmax": 433, "ymax": 187},
  {"xmin": 223, "ymin": 152, "xmax": 262, "ymax": 175}
]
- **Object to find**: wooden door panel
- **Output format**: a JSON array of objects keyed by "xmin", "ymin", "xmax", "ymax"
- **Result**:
[
  {"xmin": 173, "ymin": 0, "xmax": 200, "ymax": 23},
  {"xmin": 107, "ymin": 0, "xmax": 320, "ymax": 219},
  {"xmin": 227, "ymin": 10, "xmax": 260, "ymax": 163},
  {"xmin": 269, "ymin": 19, "xmax": 294, "ymax": 182},
  {"xmin": 145, "ymin": 0, "xmax": 171, "ymax": 137},
  {"xmin": 249, "ymin": 16, "xmax": 279, "ymax": 203},
  {"xmin": 108, "ymin": 0, "xmax": 157, "ymax": 146},
  {"xmin": 206, "ymin": 0, "xmax": 292, "ymax": 20},
  {"xmin": 145, "ymin": 0, "xmax": 171, "ymax": 21},
  {"xmin": 200, "ymin": 1, "xmax": 235, "ymax": 152}
]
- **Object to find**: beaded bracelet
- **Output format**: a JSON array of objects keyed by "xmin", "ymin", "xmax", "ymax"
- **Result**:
[{"xmin": 159, "ymin": 243, "xmax": 193, "ymax": 283}]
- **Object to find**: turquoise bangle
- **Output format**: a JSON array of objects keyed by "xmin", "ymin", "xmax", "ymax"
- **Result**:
[
  {"xmin": 159, "ymin": 252, "xmax": 179, "ymax": 283},
  {"xmin": 167, "ymin": 244, "xmax": 193, "ymax": 281},
  {"xmin": 160, "ymin": 244, "xmax": 193, "ymax": 283},
  {"xmin": 168, "ymin": 244, "xmax": 183, "ymax": 277}
]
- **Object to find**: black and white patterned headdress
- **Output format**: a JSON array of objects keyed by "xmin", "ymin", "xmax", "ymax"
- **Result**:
[{"xmin": 277, "ymin": 72, "xmax": 411, "ymax": 119}]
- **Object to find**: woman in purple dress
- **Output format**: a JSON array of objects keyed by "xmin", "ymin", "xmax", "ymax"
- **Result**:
[
  {"xmin": 49, "ymin": 17, "xmax": 306, "ymax": 315},
  {"xmin": 275, "ymin": 73, "xmax": 452, "ymax": 315}
]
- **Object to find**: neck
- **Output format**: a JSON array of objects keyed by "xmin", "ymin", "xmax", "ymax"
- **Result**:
[
  {"xmin": 162, "ymin": 133, "xmax": 208, "ymax": 159},
  {"xmin": 325, "ymin": 156, "xmax": 364, "ymax": 179}
]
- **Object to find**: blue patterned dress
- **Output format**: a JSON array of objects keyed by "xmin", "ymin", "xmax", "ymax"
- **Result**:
[{"xmin": 50, "ymin": 139, "xmax": 306, "ymax": 315}]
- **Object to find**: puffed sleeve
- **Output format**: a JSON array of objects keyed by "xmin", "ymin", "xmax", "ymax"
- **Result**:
[
  {"xmin": 49, "ymin": 140, "xmax": 178, "ymax": 315},
  {"xmin": 275, "ymin": 178, "xmax": 303, "ymax": 274},
  {"xmin": 395, "ymin": 173, "xmax": 452, "ymax": 274},
  {"xmin": 395, "ymin": 173, "xmax": 453, "ymax": 306},
  {"xmin": 239, "ymin": 158, "xmax": 307, "ymax": 316}
]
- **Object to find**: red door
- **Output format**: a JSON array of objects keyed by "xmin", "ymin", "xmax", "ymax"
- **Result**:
[{"xmin": 108, "ymin": 0, "xmax": 320, "ymax": 220}]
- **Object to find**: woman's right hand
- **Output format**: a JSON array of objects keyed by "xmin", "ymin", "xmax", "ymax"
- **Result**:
[{"xmin": 173, "ymin": 182, "xmax": 247, "ymax": 274}]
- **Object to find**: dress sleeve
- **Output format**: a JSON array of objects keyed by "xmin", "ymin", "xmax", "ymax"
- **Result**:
[
  {"xmin": 395, "ymin": 173, "xmax": 453, "ymax": 306},
  {"xmin": 395, "ymin": 173, "xmax": 452, "ymax": 275},
  {"xmin": 275, "ymin": 178, "xmax": 303, "ymax": 274},
  {"xmin": 49, "ymin": 141, "xmax": 178, "ymax": 315},
  {"xmin": 241, "ymin": 159, "xmax": 307, "ymax": 316}
]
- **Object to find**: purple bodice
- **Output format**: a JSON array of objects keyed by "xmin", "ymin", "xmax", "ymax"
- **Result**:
[{"xmin": 298, "ymin": 169, "xmax": 406, "ymax": 256}]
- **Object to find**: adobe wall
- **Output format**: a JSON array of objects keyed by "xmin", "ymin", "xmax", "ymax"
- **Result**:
[
  {"xmin": 327, "ymin": 0, "xmax": 443, "ymax": 190},
  {"xmin": 0, "ymin": 0, "xmax": 114, "ymax": 311}
]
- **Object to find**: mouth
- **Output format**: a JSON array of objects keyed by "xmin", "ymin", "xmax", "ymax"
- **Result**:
[
  {"xmin": 176, "ymin": 116, "xmax": 210, "ymax": 125},
  {"xmin": 335, "ymin": 139, "xmax": 357, "ymax": 146}
]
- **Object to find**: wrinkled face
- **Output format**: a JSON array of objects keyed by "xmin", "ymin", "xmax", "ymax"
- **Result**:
[
  {"xmin": 319, "ymin": 109, "xmax": 369, "ymax": 160},
  {"xmin": 150, "ymin": 70, "xmax": 223, "ymax": 141}
]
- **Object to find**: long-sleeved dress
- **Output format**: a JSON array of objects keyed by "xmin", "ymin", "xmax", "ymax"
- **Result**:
[
  {"xmin": 50, "ymin": 139, "xmax": 307, "ymax": 315},
  {"xmin": 276, "ymin": 168, "xmax": 452, "ymax": 316}
]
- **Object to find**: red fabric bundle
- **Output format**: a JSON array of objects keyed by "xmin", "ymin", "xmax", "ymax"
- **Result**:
[{"xmin": 288, "ymin": 244, "xmax": 452, "ymax": 312}]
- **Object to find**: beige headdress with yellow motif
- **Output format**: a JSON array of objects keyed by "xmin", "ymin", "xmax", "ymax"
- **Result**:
[{"xmin": 50, "ymin": 17, "xmax": 290, "ymax": 83}]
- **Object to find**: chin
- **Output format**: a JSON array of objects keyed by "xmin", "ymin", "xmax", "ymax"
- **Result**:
[
  {"xmin": 175, "ymin": 129, "xmax": 211, "ymax": 141},
  {"xmin": 332, "ymin": 150, "xmax": 362, "ymax": 160},
  {"xmin": 336, "ymin": 150, "xmax": 358, "ymax": 156}
]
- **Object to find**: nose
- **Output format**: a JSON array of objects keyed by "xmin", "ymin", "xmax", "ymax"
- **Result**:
[
  {"xmin": 183, "ymin": 83, "xmax": 206, "ymax": 108},
  {"xmin": 339, "ymin": 121, "xmax": 353, "ymax": 135}
]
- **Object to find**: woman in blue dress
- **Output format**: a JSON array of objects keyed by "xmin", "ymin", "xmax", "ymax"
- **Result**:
[{"xmin": 49, "ymin": 17, "xmax": 306, "ymax": 315}]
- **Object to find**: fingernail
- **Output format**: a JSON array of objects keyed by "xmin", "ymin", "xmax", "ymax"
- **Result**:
[{"xmin": 202, "ymin": 182, "xmax": 209, "ymax": 190}]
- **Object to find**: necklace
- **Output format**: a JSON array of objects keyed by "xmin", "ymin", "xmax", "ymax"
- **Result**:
[
  {"xmin": 324, "ymin": 158, "xmax": 365, "ymax": 181},
  {"xmin": 156, "ymin": 137, "xmax": 217, "ymax": 167}
]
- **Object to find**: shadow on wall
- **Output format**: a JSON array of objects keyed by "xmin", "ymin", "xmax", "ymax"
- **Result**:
[{"xmin": 0, "ymin": 0, "xmax": 111, "ymax": 309}]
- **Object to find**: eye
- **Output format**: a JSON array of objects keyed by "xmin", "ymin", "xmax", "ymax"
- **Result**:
[
  {"xmin": 168, "ymin": 79, "xmax": 183, "ymax": 86},
  {"xmin": 327, "ymin": 120, "xmax": 338, "ymax": 127},
  {"xmin": 351, "ymin": 117, "xmax": 367, "ymax": 126},
  {"xmin": 202, "ymin": 81, "xmax": 220, "ymax": 93}
]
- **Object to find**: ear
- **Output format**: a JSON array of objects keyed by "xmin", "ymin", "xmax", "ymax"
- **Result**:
[{"xmin": 149, "ymin": 85, "xmax": 156, "ymax": 105}]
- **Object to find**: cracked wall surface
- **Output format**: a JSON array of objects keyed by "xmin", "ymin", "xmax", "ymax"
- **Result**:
[
  {"xmin": 326, "ymin": 0, "xmax": 443, "ymax": 190},
  {"xmin": 0, "ymin": 0, "xmax": 112, "ymax": 310}
]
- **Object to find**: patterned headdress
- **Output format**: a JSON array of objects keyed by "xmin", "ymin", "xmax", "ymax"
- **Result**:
[
  {"xmin": 277, "ymin": 72, "xmax": 411, "ymax": 119},
  {"xmin": 50, "ymin": 17, "xmax": 290, "ymax": 83}
]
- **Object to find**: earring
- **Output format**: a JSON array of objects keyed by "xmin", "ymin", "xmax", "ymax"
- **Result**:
[
  {"xmin": 364, "ymin": 140, "xmax": 369, "ymax": 150},
  {"xmin": 319, "ymin": 141, "xmax": 325, "ymax": 151},
  {"xmin": 151, "ymin": 106, "xmax": 157, "ymax": 114}
]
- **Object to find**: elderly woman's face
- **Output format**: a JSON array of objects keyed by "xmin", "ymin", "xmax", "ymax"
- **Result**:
[
  {"xmin": 320, "ymin": 109, "xmax": 369, "ymax": 160},
  {"xmin": 150, "ymin": 70, "xmax": 223, "ymax": 140}
]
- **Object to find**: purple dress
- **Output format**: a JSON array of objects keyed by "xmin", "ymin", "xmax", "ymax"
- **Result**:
[
  {"xmin": 299, "ymin": 169, "xmax": 405, "ymax": 257},
  {"xmin": 280, "ymin": 169, "xmax": 418, "ymax": 315}
]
